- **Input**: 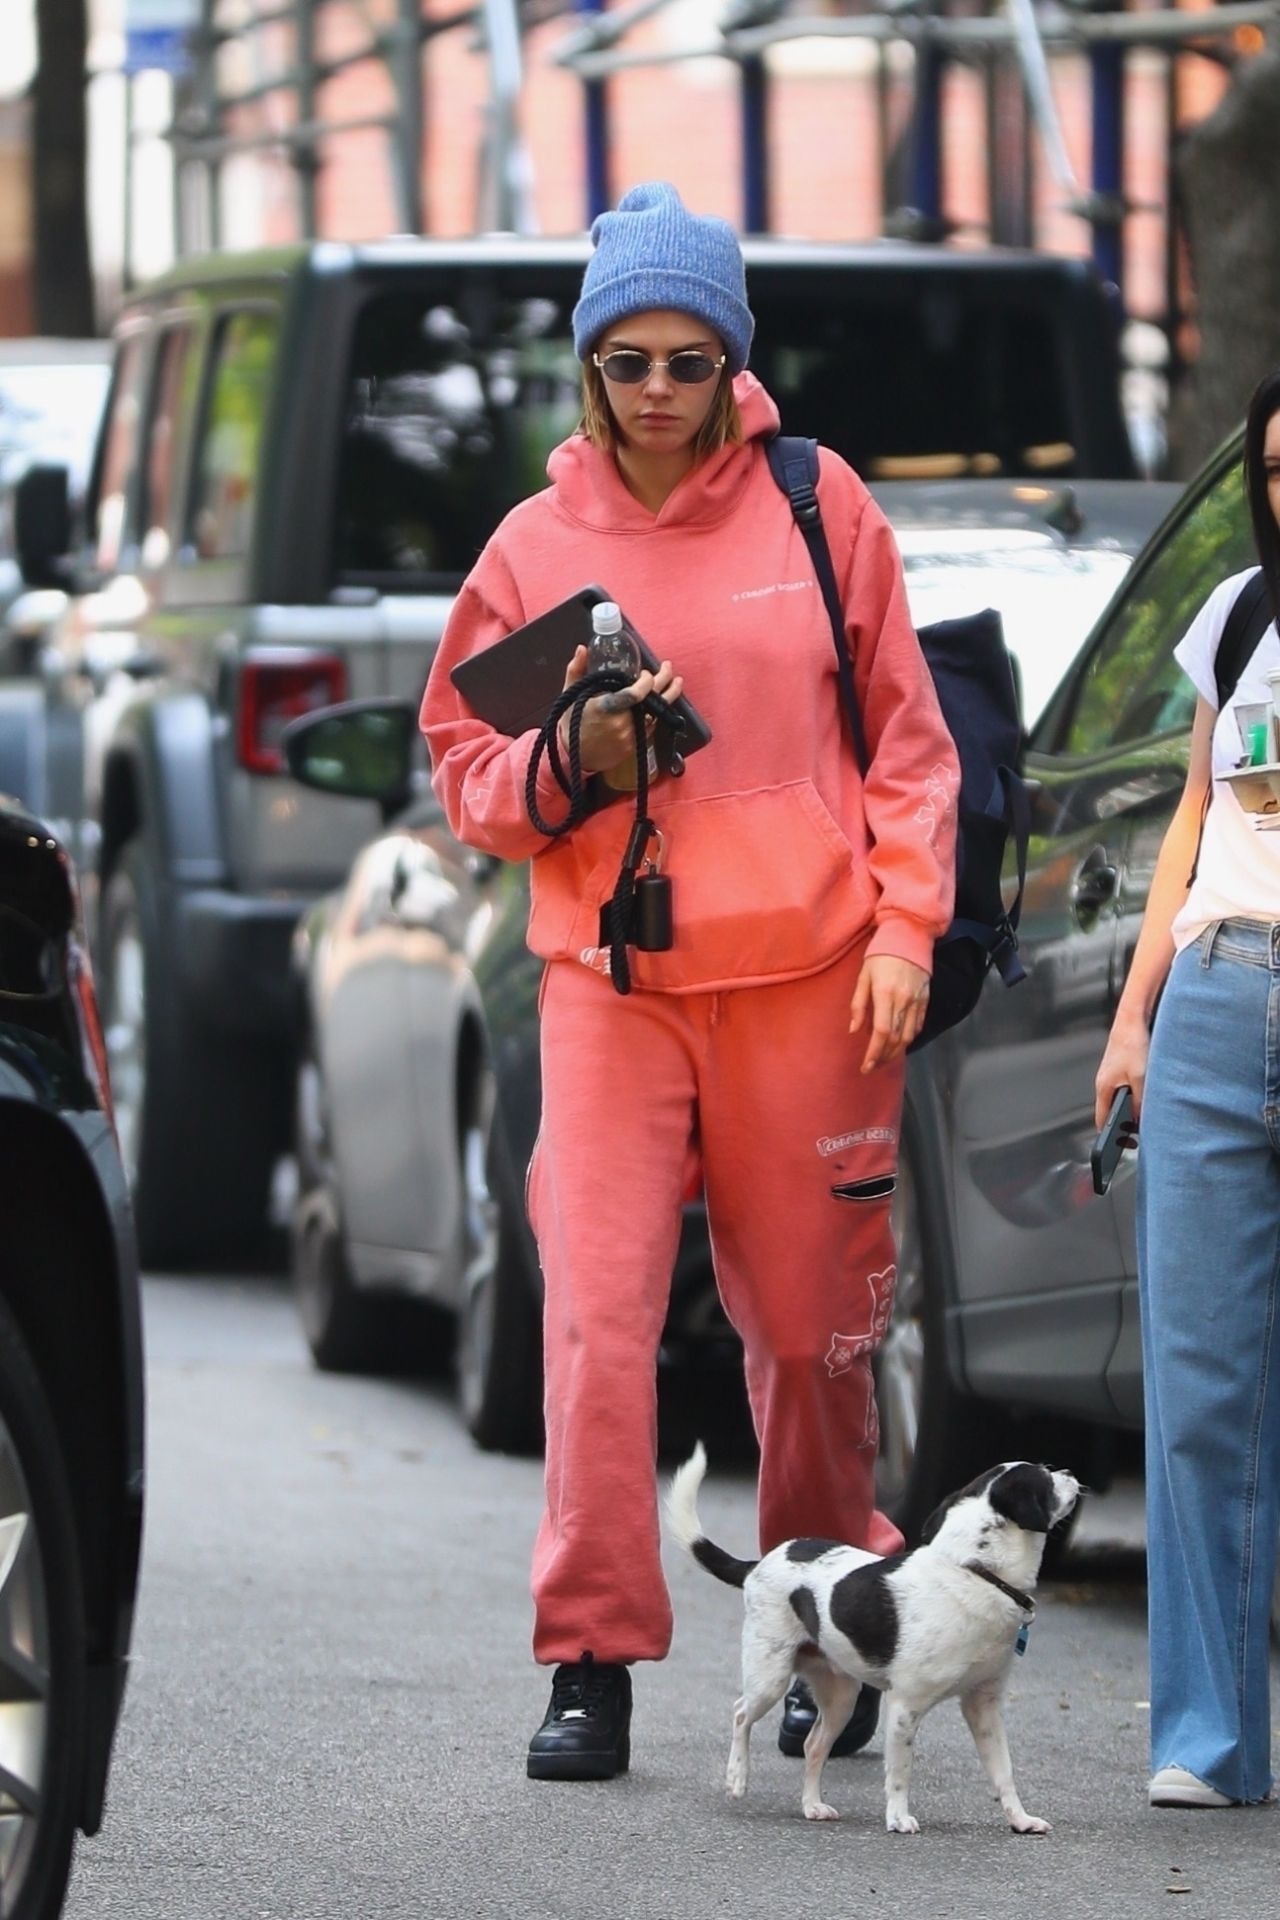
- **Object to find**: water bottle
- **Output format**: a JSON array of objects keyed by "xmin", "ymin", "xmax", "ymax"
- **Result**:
[
  {"xmin": 587, "ymin": 602, "xmax": 654, "ymax": 791},
  {"xmin": 587, "ymin": 601, "xmax": 641, "ymax": 680}
]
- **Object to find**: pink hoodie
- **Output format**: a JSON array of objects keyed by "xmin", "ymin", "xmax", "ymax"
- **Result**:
[{"xmin": 420, "ymin": 375, "xmax": 958, "ymax": 993}]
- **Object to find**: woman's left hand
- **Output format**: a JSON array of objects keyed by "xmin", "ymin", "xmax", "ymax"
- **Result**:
[{"xmin": 850, "ymin": 956, "xmax": 931, "ymax": 1072}]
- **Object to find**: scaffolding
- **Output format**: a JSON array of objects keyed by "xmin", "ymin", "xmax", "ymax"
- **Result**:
[{"xmin": 168, "ymin": 0, "xmax": 1280, "ymax": 336}]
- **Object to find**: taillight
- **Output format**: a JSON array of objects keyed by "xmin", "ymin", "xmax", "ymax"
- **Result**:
[
  {"xmin": 237, "ymin": 650, "xmax": 348, "ymax": 774},
  {"xmin": 70, "ymin": 941, "xmax": 115, "ymax": 1132}
]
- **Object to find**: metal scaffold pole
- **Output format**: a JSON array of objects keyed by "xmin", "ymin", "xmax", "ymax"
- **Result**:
[
  {"xmin": 740, "ymin": 52, "xmax": 769, "ymax": 233},
  {"xmin": 1089, "ymin": 33, "xmax": 1126, "ymax": 292},
  {"xmin": 393, "ymin": 0, "xmax": 426, "ymax": 232},
  {"xmin": 578, "ymin": 0, "xmax": 612, "ymax": 220},
  {"xmin": 295, "ymin": 0, "xmax": 320, "ymax": 236}
]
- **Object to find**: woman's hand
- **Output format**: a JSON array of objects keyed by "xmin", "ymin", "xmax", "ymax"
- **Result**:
[
  {"xmin": 851, "ymin": 956, "xmax": 931, "ymax": 1072},
  {"xmin": 1095, "ymin": 1013, "xmax": 1150, "ymax": 1128},
  {"xmin": 558, "ymin": 646, "xmax": 684, "ymax": 775}
]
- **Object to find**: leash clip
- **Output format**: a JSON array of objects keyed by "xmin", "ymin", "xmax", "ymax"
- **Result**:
[{"xmin": 622, "ymin": 817, "xmax": 655, "ymax": 873}]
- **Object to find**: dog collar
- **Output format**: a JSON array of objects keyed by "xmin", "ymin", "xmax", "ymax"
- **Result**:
[{"xmin": 962, "ymin": 1562, "xmax": 1036, "ymax": 1618}]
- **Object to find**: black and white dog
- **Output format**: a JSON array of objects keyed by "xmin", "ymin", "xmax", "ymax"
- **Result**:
[{"xmin": 666, "ymin": 1445, "xmax": 1079, "ymax": 1833}]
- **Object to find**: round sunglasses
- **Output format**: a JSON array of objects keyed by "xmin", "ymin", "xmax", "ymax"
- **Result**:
[{"xmin": 593, "ymin": 349, "xmax": 726, "ymax": 386}]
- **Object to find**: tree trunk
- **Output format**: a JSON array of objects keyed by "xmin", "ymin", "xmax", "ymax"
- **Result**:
[
  {"xmin": 1174, "ymin": 45, "xmax": 1280, "ymax": 472},
  {"xmin": 32, "ymin": 0, "xmax": 95, "ymax": 337}
]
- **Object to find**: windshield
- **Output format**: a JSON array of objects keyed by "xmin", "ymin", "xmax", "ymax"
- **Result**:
[
  {"xmin": 901, "ymin": 541, "xmax": 1132, "ymax": 725},
  {"xmin": 0, "ymin": 362, "xmax": 112, "ymax": 480}
]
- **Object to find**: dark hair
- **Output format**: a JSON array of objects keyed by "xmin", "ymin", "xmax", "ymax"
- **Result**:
[{"xmin": 1244, "ymin": 369, "xmax": 1280, "ymax": 626}]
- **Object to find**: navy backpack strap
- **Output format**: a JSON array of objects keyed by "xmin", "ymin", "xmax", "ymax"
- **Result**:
[
  {"xmin": 1188, "ymin": 569, "xmax": 1276, "ymax": 887},
  {"xmin": 1214, "ymin": 568, "xmax": 1272, "ymax": 711},
  {"xmin": 946, "ymin": 765, "xmax": 1029, "ymax": 987},
  {"xmin": 765, "ymin": 434, "xmax": 871, "ymax": 775}
]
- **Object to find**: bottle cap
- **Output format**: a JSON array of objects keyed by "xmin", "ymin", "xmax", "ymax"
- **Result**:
[{"xmin": 591, "ymin": 601, "xmax": 622, "ymax": 634}]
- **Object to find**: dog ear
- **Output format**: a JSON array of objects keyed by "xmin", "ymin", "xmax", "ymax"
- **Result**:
[
  {"xmin": 921, "ymin": 1465, "xmax": 1005, "ymax": 1542},
  {"xmin": 919, "ymin": 1497, "xmax": 949, "ymax": 1544},
  {"xmin": 989, "ymin": 1464, "xmax": 1055, "ymax": 1534}
]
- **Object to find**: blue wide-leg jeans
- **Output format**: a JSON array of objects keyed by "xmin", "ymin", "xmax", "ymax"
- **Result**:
[{"xmin": 1139, "ymin": 917, "xmax": 1280, "ymax": 1803}]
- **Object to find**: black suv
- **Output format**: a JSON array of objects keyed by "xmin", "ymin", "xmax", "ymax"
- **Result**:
[
  {"xmin": 2, "ymin": 236, "xmax": 1134, "ymax": 1265},
  {"xmin": 0, "ymin": 796, "xmax": 144, "ymax": 1916}
]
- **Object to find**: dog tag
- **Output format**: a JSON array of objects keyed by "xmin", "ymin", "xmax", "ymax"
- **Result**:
[{"xmin": 1015, "ymin": 1620, "xmax": 1031, "ymax": 1656}]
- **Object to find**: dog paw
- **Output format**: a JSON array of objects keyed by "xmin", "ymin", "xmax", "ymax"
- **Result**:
[
  {"xmin": 725, "ymin": 1773, "xmax": 747, "ymax": 1801},
  {"xmin": 1010, "ymin": 1813, "xmax": 1051, "ymax": 1836},
  {"xmin": 804, "ymin": 1801, "xmax": 840, "ymax": 1822},
  {"xmin": 885, "ymin": 1811, "xmax": 920, "ymax": 1835}
]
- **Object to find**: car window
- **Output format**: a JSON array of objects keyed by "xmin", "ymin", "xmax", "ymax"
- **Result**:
[
  {"xmin": 92, "ymin": 336, "xmax": 147, "ymax": 572},
  {"xmin": 750, "ymin": 295, "xmax": 1076, "ymax": 480},
  {"xmin": 188, "ymin": 309, "xmax": 278, "ymax": 563},
  {"xmin": 335, "ymin": 291, "xmax": 581, "ymax": 586},
  {"xmin": 1058, "ymin": 459, "xmax": 1253, "ymax": 755},
  {"xmin": 138, "ymin": 326, "xmax": 197, "ymax": 570}
]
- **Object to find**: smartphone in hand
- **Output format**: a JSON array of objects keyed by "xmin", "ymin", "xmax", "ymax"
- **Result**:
[{"xmin": 1091, "ymin": 1085, "xmax": 1137, "ymax": 1196}]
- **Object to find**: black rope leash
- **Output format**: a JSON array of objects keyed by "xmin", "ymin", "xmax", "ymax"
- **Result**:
[{"xmin": 525, "ymin": 669, "xmax": 682, "ymax": 996}]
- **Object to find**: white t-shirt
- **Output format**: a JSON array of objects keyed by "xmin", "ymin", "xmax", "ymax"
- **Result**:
[{"xmin": 1171, "ymin": 566, "xmax": 1280, "ymax": 951}]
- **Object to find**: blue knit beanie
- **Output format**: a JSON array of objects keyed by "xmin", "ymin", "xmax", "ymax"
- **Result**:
[{"xmin": 572, "ymin": 182, "xmax": 754, "ymax": 374}]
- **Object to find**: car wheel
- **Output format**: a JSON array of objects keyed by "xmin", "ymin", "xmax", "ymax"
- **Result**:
[
  {"xmin": 0, "ymin": 1297, "xmax": 87, "ymax": 1920},
  {"xmin": 455, "ymin": 1065, "xmax": 543, "ymax": 1454},
  {"xmin": 876, "ymin": 1122, "xmax": 999, "ymax": 1541},
  {"xmin": 98, "ymin": 839, "xmax": 286, "ymax": 1266},
  {"xmin": 291, "ymin": 1049, "xmax": 444, "ymax": 1375}
]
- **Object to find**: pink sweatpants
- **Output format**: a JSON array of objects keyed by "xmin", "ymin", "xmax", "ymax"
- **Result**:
[{"xmin": 527, "ymin": 944, "xmax": 907, "ymax": 1666}]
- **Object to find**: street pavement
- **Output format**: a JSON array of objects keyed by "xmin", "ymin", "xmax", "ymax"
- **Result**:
[{"xmin": 64, "ymin": 1267, "xmax": 1279, "ymax": 1920}]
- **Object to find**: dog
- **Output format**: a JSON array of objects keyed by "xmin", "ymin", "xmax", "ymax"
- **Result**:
[{"xmin": 665, "ymin": 1446, "xmax": 1079, "ymax": 1833}]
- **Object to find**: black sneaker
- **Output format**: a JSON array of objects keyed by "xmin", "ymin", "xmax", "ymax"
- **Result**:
[
  {"xmin": 777, "ymin": 1677, "xmax": 880, "ymax": 1758},
  {"xmin": 526, "ymin": 1654, "xmax": 633, "ymax": 1781}
]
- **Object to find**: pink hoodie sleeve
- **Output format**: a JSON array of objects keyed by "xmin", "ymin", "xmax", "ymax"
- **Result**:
[
  {"xmin": 419, "ymin": 542, "xmax": 575, "ymax": 862},
  {"xmin": 840, "ymin": 481, "xmax": 959, "ymax": 974}
]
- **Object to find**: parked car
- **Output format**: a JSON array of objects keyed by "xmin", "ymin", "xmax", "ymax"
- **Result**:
[
  {"xmin": 0, "ymin": 237, "xmax": 1137, "ymax": 1266},
  {"xmin": 0, "ymin": 794, "xmax": 144, "ymax": 1916},
  {"xmin": 278, "ymin": 474, "xmax": 1177, "ymax": 1503},
  {"xmin": 0, "ymin": 339, "xmax": 111, "ymax": 667}
]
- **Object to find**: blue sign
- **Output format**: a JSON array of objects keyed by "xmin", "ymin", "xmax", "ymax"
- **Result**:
[
  {"xmin": 124, "ymin": 3, "xmax": 199, "ymax": 76},
  {"xmin": 123, "ymin": 28, "xmax": 190, "ymax": 75}
]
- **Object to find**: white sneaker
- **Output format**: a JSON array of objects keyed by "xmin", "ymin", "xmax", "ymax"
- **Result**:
[{"xmin": 1148, "ymin": 1765, "xmax": 1234, "ymax": 1808}]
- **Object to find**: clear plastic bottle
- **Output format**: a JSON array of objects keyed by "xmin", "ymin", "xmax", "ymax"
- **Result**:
[
  {"xmin": 587, "ymin": 601, "xmax": 653, "ymax": 791},
  {"xmin": 587, "ymin": 601, "xmax": 641, "ymax": 680}
]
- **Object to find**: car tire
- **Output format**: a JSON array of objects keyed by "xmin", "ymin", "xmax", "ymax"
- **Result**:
[
  {"xmin": 0, "ymin": 1297, "xmax": 88, "ymax": 1920},
  {"xmin": 455, "ymin": 1064, "xmax": 543, "ymax": 1455},
  {"xmin": 291, "ymin": 1048, "xmax": 447, "ymax": 1375},
  {"xmin": 876, "ymin": 1119, "xmax": 1003, "ymax": 1542},
  {"xmin": 98, "ymin": 839, "xmax": 285, "ymax": 1267}
]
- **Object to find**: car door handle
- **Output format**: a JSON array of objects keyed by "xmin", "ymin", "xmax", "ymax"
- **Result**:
[{"xmin": 1071, "ymin": 850, "xmax": 1118, "ymax": 923}]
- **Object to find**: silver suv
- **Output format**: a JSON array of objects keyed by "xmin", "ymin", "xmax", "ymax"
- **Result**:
[{"xmin": 2, "ymin": 236, "xmax": 1135, "ymax": 1264}]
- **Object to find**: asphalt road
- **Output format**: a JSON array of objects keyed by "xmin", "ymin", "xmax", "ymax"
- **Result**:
[{"xmin": 63, "ymin": 1267, "xmax": 1280, "ymax": 1920}]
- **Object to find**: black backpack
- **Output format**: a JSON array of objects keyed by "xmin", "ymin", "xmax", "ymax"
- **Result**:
[
  {"xmin": 765, "ymin": 435, "xmax": 1030, "ymax": 1051},
  {"xmin": 1213, "ymin": 567, "xmax": 1272, "ymax": 710}
]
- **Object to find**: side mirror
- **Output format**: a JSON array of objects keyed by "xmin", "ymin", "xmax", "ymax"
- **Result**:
[
  {"xmin": 282, "ymin": 698, "xmax": 419, "ymax": 820},
  {"xmin": 14, "ymin": 463, "xmax": 72, "ymax": 588},
  {"xmin": 1, "ymin": 587, "xmax": 69, "ymax": 673}
]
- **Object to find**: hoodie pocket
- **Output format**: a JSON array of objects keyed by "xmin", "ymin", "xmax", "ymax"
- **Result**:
[{"xmin": 633, "ymin": 780, "xmax": 874, "ymax": 989}]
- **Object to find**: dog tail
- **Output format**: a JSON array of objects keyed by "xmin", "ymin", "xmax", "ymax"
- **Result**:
[{"xmin": 665, "ymin": 1442, "xmax": 758, "ymax": 1589}]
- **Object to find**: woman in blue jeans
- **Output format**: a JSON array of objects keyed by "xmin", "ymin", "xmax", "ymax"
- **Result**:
[{"xmin": 1096, "ymin": 368, "xmax": 1280, "ymax": 1810}]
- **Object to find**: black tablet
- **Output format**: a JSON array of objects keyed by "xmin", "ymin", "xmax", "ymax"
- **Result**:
[{"xmin": 449, "ymin": 583, "xmax": 712, "ymax": 759}]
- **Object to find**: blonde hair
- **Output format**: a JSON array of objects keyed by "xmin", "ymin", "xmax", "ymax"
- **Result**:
[{"xmin": 579, "ymin": 356, "xmax": 743, "ymax": 459}]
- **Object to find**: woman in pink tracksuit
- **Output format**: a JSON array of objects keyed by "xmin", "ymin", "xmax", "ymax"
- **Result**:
[{"xmin": 420, "ymin": 183, "xmax": 958, "ymax": 1780}]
